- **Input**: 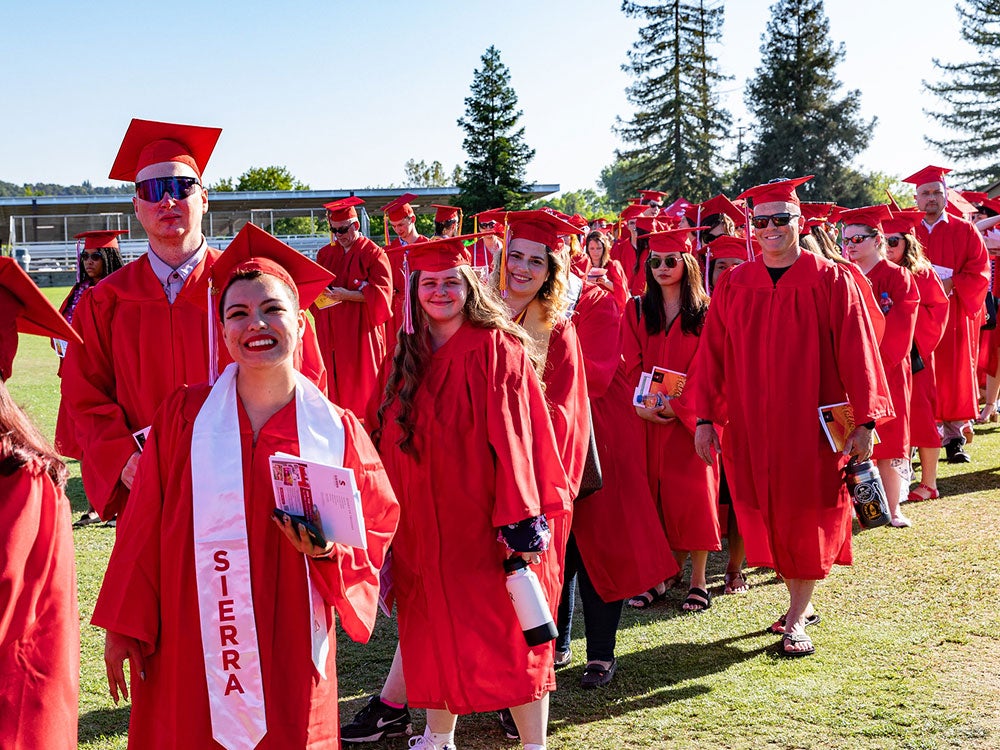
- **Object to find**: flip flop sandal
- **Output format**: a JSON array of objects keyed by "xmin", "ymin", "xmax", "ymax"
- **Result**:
[
  {"xmin": 769, "ymin": 612, "xmax": 821, "ymax": 635},
  {"xmin": 681, "ymin": 587, "xmax": 711, "ymax": 612},
  {"xmin": 723, "ymin": 570, "xmax": 750, "ymax": 594},
  {"xmin": 780, "ymin": 632, "xmax": 815, "ymax": 658},
  {"xmin": 627, "ymin": 587, "xmax": 666, "ymax": 609}
]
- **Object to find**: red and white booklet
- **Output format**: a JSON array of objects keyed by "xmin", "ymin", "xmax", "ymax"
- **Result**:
[{"xmin": 269, "ymin": 452, "xmax": 367, "ymax": 549}]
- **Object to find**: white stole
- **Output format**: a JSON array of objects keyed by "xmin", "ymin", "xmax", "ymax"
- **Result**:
[{"xmin": 191, "ymin": 363, "xmax": 345, "ymax": 750}]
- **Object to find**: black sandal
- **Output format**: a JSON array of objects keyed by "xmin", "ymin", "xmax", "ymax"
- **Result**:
[
  {"xmin": 627, "ymin": 587, "xmax": 666, "ymax": 609},
  {"xmin": 681, "ymin": 586, "xmax": 711, "ymax": 612},
  {"xmin": 768, "ymin": 612, "xmax": 821, "ymax": 635}
]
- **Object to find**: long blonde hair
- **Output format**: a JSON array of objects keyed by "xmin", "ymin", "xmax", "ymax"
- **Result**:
[
  {"xmin": 891, "ymin": 232, "xmax": 933, "ymax": 274},
  {"xmin": 375, "ymin": 265, "xmax": 537, "ymax": 457}
]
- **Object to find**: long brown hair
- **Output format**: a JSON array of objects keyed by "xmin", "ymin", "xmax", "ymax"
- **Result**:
[
  {"xmin": 641, "ymin": 252, "xmax": 710, "ymax": 336},
  {"xmin": 489, "ymin": 241, "xmax": 569, "ymax": 328},
  {"xmin": 584, "ymin": 230, "xmax": 611, "ymax": 268},
  {"xmin": 375, "ymin": 266, "xmax": 536, "ymax": 457},
  {"xmin": 890, "ymin": 232, "xmax": 933, "ymax": 274},
  {"xmin": 0, "ymin": 381, "xmax": 68, "ymax": 487},
  {"xmin": 801, "ymin": 226, "xmax": 851, "ymax": 265}
]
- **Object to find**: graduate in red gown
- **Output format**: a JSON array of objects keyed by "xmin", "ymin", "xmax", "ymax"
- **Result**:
[
  {"xmin": 311, "ymin": 197, "xmax": 393, "ymax": 419},
  {"xmin": 379, "ymin": 193, "xmax": 427, "ymax": 357},
  {"xmin": 624, "ymin": 228, "xmax": 721, "ymax": 614},
  {"xmin": 375, "ymin": 236, "xmax": 569, "ymax": 750},
  {"xmin": 60, "ymin": 119, "xmax": 326, "ymax": 522},
  {"xmin": 93, "ymin": 224, "xmax": 399, "ymax": 750},
  {"xmin": 470, "ymin": 208, "xmax": 506, "ymax": 282},
  {"xmin": 903, "ymin": 166, "xmax": 990, "ymax": 463},
  {"xmin": 580, "ymin": 229, "xmax": 628, "ymax": 313},
  {"xmin": 609, "ymin": 203, "xmax": 648, "ymax": 296},
  {"xmin": 0, "ymin": 274, "xmax": 81, "ymax": 750},
  {"xmin": 692, "ymin": 176, "xmax": 893, "ymax": 658},
  {"xmin": 838, "ymin": 205, "xmax": 919, "ymax": 527}
]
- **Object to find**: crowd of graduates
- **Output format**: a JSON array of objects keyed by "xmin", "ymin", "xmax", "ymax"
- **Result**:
[{"xmin": 0, "ymin": 117, "xmax": 997, "ymax": 750}]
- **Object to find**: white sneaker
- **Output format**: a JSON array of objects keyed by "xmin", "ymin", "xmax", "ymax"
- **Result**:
[
  {"xmin": 890, "ymin": 513, "xmax": 912, "ymax": 528},
  {"xmin": 408, "ymin": 735, "xmax": 456, "ymax": 750}
]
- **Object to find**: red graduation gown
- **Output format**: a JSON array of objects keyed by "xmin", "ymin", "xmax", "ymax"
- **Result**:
[
  {"xmin": 60, "ymin": 252, "xmax": 327, "ymax": 520},
  {"xmin": 610, "ymin": 237, "xmax": 648, "ymax": 297},
  {"xmin": 917, "ymin": 216, "xmax": 990, "ymax": 420},
  {"xmin": 624, "ymin": 302, "xmax": 721, "ymax": 553},
  {"xmin": 909, "ymin": 268, "xmax": 949, "ymax": 447},
  {"xmin": 54, "ymin": 283, "xmax": 92, "ymax": 459},
  {"xmin": 0, "ymin": 288, "xmax": 19, "ymax": 381},
  {"xmin": 92, "ymin": 385, "xmax": 398, "ymax": 750},
  {"xmin": 691, "ymin": 252, "xmax": 893, "ymax": 579},
  {"xmin": 379, "ymin": 323, "xmax": 570, "ymax": 715},
  {"xmin": 0, "ymin": 464, "xmax": 79, "ymax": 750},
  {"xmin": 572, "ymin": 284, "xmax": 677, "ymax": 601},
  {"xmin": 865, "ymin": 260, "xmax": 919, "ymax": 459},
  {"xmin": 312, "ymin": 236, "xmax": 393, "ymax": 417}
]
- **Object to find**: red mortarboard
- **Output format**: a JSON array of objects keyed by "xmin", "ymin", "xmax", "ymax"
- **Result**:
[
  {"xmin": 646, "ymin": 228, "xmax": 697, "ymax": 255},
  {"xmin": 109, "ymin": 118, "xmax": 222, "ymax": 182},
  {"xmin": 210, "ymin": 223, "xmax": 334, "ymax": 310},
  {"xmin": 505, "ymin": 210, "xmax": 582, "ymax": 249},
  {"xmin": 638, "ymin": 190, "xmax": 668, "ymax": 205},
  {"xmin": 737, "ymin": 176, "xmax": 814, "ymax": 207},
  {"xmin": 432, "ymin": 204, "xmax": 461, "ymax": 223},
  {"xmin": 620, "ymin": 204, "xmax": 646, "ymax": 222},
  {"xmin": 661, "ymin": 197, "xmax": 692, "ymax": 219},
  {"xmin": 705, "ymin": 235, "xmax": 758, "ymax": 261},
  {"xmin": 961, "ymin": 190, "xmax": 988, "ymax": 205},
  {"xmin": 324, "ymin": 196, "xmax": 365, "ymax": 222},
  {"xmin": 687, "ymin": 194, "xmax": 744, "ymax": 227},
  {"xmin": 74, "ymin": 229, "xmax": 128, "ymax": 250},
  {"xmin": 901, "ymin": 165, "xmax": 951, "ymax": 187},
  {"xmin": 407, "ymin": 233, "xmax": 494, "ymax": 273},
  {"xmin": 474, "ymin": 208, "xmax": 506, "ymax": 236},
  {"xmin": 946, "ymin": 188, "xmax": 977, "ymax": 218},
  {"xmin": 882, "ymin": 209, "xmax": 924, "ymax": 235},
  {"xmin": 634, "ymin": 216, "xmax": 668, "ymax": 235},
  {"xmin": 800, "ymin": 202, "xmax": 835, "ymax": 222},
  {"xmin": 589, "ymin": 217, "xmax": 608, "ymax": 228},
  {"xmin": 380, "ymin": 193, "xmax": 419, "ymax": 222},
  {"xmin": 0, "ymin": 257, "xmax": 82, "ymax": 344},
  {"xmin": 980, "ymin": 197, "xmax": 1000, "ymax": 215},
  {"xmin": 833, "ymin": 204, "xmax": 892, "ymax": 231}
]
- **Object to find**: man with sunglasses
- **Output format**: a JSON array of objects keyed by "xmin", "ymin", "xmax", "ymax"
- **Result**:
[
  {"xmin": 60, "ymin": 119, "xmax": 328, "ymax": 523},
  {"xmin": 692, "ymin": 176, "xmax": 892, "ymax": 659},
  {"xmin": 901, "ymin": 165, "xmax": 990, "ymax": 468},
  {"xmin": 312, "ymin": 196, "xmax": 392, "ymax": 419}
]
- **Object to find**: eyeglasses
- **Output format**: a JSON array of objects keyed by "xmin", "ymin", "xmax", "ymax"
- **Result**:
[
  {"xmin": 750, "ymin": 213, "xmax": 799, "ymax": 229},
  {"xmin": 135, "ymin": 176, "xmax": 201, "ymax": 202},
  {"xmin": 329, "ymin": 224, "xmax": 355, "ymax": 235},
  {"xmin": 80, "ymin": 252, "xmax": 104, "ymax": 261},
  {"xmin": 841, "ymin": 234, "xmax": 877, "ymax": 246},
  {"xmin": 479, "ymin": 221, "xmax": 497, "ymax": 229},
  {"xmin": 648, "ymin": 255, "xmax": 680, "ymax": 269},
  {"xmin": 885, "ymin": 236, "xmax": 904, "ymax": 248}
]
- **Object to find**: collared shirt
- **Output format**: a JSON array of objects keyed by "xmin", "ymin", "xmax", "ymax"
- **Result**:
[
  {"xmin": 922, "ymin": 211, "xmax": 949, "ymax": 235},
  {"xmin": 147, "ymin": 238, "xmax": 208, "ymax": 303}
]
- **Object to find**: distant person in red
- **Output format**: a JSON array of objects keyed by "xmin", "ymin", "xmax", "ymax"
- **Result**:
[
  {"xmin": 624, "ymin": 228, "xmax": 721, "ymax": 613},
  {"xmin": 431, "ymin": 204, "xmax": 462, "ymax": 238},
  {"xmin": 61, "ymin": 119, "xmax": 327, "ymax": 523},
  {"xmin": 374, "ymin": 236, "xmax": 569, "ymax": 750},
  {"xmin": 312, "ymin": 197, "xmax": 393, "ymax": 419},
  {"xmin": 693, "ymin": 176, "xmax": 893, "ymax": 658},
  {"xmin": 838, "ymin": 205, "xmax": 919, "ymax": 527},
  {"xmin": 881, "ymin": 211, "xmax": 949, "ymax": 503},
  {"xmin": 0, "ymin": 262, "xmax": 81, "ymax": 750},
  {"xmin": 902, "ymin": 165, "xmax": 990, "ymax": 465},
  {"xmin": 609, "ymin": 203, "xmax": 646, "ymax": 294},
  {"xmin": 380, "ymin": 193, "xmax": 427, "ymax": 357},
  {"xmin": 581, "ymin": 229, "xmax": 628, "ymax": 312},
  {"xmin": 92, "ymin": 224, "xmax": 399, "ymax": 750},
  {"xmin": 54, "ymin": 230, "xmax": 125, "ymax": 526}
]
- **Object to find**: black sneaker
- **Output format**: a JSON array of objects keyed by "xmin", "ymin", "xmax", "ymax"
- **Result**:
[
  {"xmin": 73, "ymin": 510, "xmax": 102, "ymax": 528},
  {"xmin": 340, "ymin": 695, "xmax": 412, "ymax": 743},
  {"xmin": 944, "ymin": 437, "xmax": 971, "ymax": 464},
  {"xmin": 497, "ymin": 708, "xmax": 519, "ymax": 740}
]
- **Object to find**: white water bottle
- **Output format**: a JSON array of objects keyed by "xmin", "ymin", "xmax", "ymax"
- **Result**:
[{"xmin": 504, "ymin": 557, "xmax": 558, "ymax": 646}]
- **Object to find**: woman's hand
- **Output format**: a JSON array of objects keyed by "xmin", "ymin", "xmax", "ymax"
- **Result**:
[
  {"xmin": 516, "ymin": 551, "xmax": 541, "ymax": 565},
  {"xmin": 105, "ymin": 631, "xmax": 145, "ymax": 704},
  {"xmin": 272, "ymin": 513, "xmax": 335, "ymax": 558},
  {"xmin": 634, "ymin": 402, "xmax": 675, "ymax": 423}
]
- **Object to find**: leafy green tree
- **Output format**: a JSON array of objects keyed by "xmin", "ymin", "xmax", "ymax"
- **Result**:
[
  {"xmin": 211, "ymin": 166, "xmax": 314, "ymax": 235},
  {"xmin": 403, "ymin": 159, "xmax": 463, "ymax": 187},
  {"xmin": 738, "ymin": 0, "xmax": 874, "ymax": 205},
  {"xmin": 615, "ymin": 0, "xmax": 732, "ymax": 199},
  {"xmin": 453, "ymin": 46, "xmax": 536, "ymax": 220},
  {"xmin": 529, "ymin": 189, "xmax": 617, "ymax": 219},
  {"xmin": 925, "ymin": 0, "xmax": 1000, "ymax": 187}
]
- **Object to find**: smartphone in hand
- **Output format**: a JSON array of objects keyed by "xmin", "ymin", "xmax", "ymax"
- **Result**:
[{"xmin": 272, "ymin": 508, "xmax": 328, "ymax": 550}]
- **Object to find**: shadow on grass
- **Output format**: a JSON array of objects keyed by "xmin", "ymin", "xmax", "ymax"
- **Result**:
[
  {"xmin": 64, "ymin": 472, "xmax": 91, "ymax": 515},
  {"xmin": 79, "ymin": 705, "xmax": 129, "ymax": 743}
]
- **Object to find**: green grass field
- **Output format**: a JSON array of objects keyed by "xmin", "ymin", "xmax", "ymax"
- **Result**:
[{"xmin": 8, "ymin": 286, "xmax": 1000, "ymax": 749}]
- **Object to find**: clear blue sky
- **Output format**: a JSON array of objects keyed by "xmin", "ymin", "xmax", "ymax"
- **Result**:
[{"xmin": 1, "ymin": 1, "xmax": 969, "ymax": 194}]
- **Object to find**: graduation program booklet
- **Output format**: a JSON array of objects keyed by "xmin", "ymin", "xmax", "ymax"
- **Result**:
[
  {"xmin": 269, "ymin": 452, "xmax": 367, "ymax": 549},
  {"xmin": 633, "ymin": 366, "xmax": 687, "ymax": 406},
  {"xmin": 818, "ymin": 402, "xmax": 880, "ymax": 453}
]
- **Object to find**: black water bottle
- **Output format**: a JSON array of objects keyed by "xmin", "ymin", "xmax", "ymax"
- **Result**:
[{"xmin": 844, "ymin": 457, "xmax": 891, "ymax": 528}]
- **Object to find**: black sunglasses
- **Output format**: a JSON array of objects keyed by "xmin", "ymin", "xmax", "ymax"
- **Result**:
[
  {"xmin": 648, "ymin": 255, "xmax": 680, "ymax": 269},
  {"xmin": 479, "ymin": 221, "xmax": 497, "ymax": 229},
  {"xmin": 135, "ymin": 176, "xmax": 201, "ymax": 203},
  {"xmin": 841, "ymin": 234, "xmax": 877, "ymax": 246},
  {"xmin": 885, "ymin": 236, "xmax": 904, "ymax": 248},
  {"xmin": 329, "ymin": 224, "xmax": 355, "ymax": 235},
  {"xmin": 751, "ymin": 213, "xmax": 799, "ymax": 229},
  {"xmin": 80, "ymin": 252, "xmax": 104, "ymax": 261}
]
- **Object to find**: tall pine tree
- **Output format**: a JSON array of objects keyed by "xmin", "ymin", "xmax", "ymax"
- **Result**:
[
  {"xmin": 925, "ymin": 0, "xmax": 1000, "ymax": 188},
  {"xmin": 454, "ymin": 46, "xmax": 536, "ymax": 218},
  {"xmin": 738, "ymin": 0, "xmax": 874, "ymax": 204},
  {"xmin": 614, "ymin": 0, "xmax": 731, "ymax": 200}
]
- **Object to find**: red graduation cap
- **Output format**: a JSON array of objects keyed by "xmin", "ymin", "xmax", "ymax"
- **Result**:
[
  {"xmin": 687, "ymin": 194, "xmax": 744, "ymax": 227},
  {"xmin": 407, "ymin": 233, "xmax": 494, "ymax": 273},
  {"xmin": 705, "ymin": 235, "xmax": 758, "ymax": 261},
  {"xmin": 634, "ymin": 216, "xmax": 669, "ymax": 235},
  {"xmin": 901, "ymin": 165, "xmax": 951, "ymax": 187},
  {"xmin": 324, "ymin": 196, "xmax": 365, "ymax": 222},
  {"xmin": 109, "ymin": 118, "xmax": 222, "ymax": 182},
  {"xmin": 737, "ymin": 175, "xmax": 814, "ymax": 207},
  {"xmin": 505, "ymin": 209, "xmax": 582, "ymax": 249},
  {"xmin": 619, "ymin": 204, "xmax": 646, "ymax": 222},
  {"xmin": 474, "ymin": 207, "xmax": 506, "ymax": 234},
  {"xmin": 0, "ymin": 257, "xmax": 82, "ymax": 345},
  {"xmin": 882, "ymin": 209, "xmax": 925, "ymax": 235},
  {"xmin": 381, "ymin": 193, "xmax": 419, "ymax": 222},
  {"xmin": 638, "ymin": 190, "xmax": 668, "ymax": 205},
  {"xmin": 833, "ymin": 204, "xmax": 892, "ymax": 232},
  {"xmin": 946, "ymin": 188, "xmax": 977, "ymax": 218},
  {"xmin": 432, "ymin": 204, "xmax": 462, "ymax": 223},
  {"xmin": 74, "ymin": 229, "xmax": 128, "ymax": 250},
  {"xmin": 979, "ymin": 197, "xmax": 1000, "ymax": 215},
  {"xmin": 661, "ymin": 197, "xmax": 692, "ymax": 220},
  {"xmin": 646, "ymin": 228, "xmax": 697, "ymax": 255},
  {"xmin": 961, "ymin": 190, "xmax": 988, "ymax": 205}
]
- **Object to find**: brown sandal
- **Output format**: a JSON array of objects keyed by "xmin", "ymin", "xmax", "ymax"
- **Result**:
[{"xmin": 723, "ymin": 570, "xmax": 749, "ymax": 594}]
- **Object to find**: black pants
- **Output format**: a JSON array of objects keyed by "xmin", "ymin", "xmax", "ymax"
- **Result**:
[{"xmin": 555, "ymin": 533, "xmax": 624, "ymax": 663}]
